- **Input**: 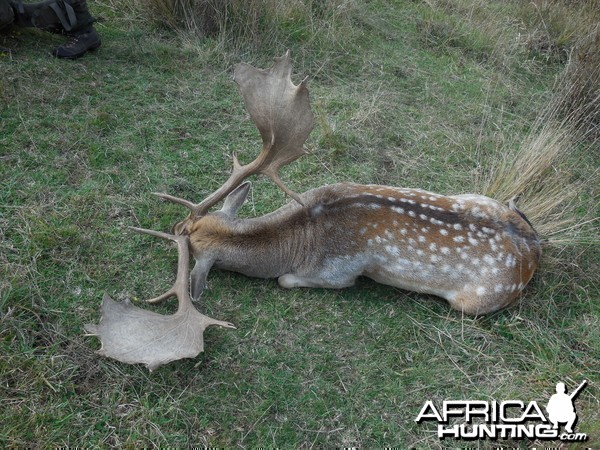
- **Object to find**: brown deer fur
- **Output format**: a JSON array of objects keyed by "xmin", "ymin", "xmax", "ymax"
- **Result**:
[{"xmin": 185, "ymin": 182, "xmax": 541, "ymax": 315}]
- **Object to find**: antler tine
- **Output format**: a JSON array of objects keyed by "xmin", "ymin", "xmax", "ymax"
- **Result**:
[
  {"xmin": 150, "ymin": 153, "xmax": 246, "ymax": 218},
  {"xmin": 186, "ymin": 154, "xmax": 264, "ymax": 218},
  {"xmin": 151, "ymin": 192, "xmax": 197, "ymax": 210},
  {"xmin": 129, "ymin": 226, "xmax": 192, "ymax": 306}
]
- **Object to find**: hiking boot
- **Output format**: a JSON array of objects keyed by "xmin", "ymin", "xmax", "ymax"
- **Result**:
[{"xmin": 52, "ymin": 25, "xmax": 99, "ymax": 58}]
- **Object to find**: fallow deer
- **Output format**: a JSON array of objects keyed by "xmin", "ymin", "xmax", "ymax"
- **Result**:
[
  {"xmin": 155, "ymin": 51, "xmax": 542, "ymax": 316},
  {"xmin": 87, "ymin": 52, "xmax": 542, "ymax": 370}
]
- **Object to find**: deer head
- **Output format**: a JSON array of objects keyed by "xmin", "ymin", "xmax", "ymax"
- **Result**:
[
  {"xmin": 85, "ymin": 52, "xmax": 312, "ymax": 370},
  {"xmin": 154, "ymin": 50, "xmax": 315, "ymax": 235},
  {"xmin": 85, "ymin": 228, "xmax": 235, "ymax": 371}
]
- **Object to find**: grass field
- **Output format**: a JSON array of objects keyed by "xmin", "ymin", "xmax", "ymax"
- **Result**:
[{"xmin": 1, "ymin": 0, "xmax": 598, "ymax": 447}]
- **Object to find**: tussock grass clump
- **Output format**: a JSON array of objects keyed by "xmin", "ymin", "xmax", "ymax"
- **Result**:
[
  {"xmin": 480, "ymin": 63, "xmax": 599, "ymax": 250},
  {"xmin": 483, "ymin": 120, "xmax": 584, "ymax": 239}
]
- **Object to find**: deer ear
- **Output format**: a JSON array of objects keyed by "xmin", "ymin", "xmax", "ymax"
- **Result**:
[
  {"xmin": 190, "ymin": 257, "xmax": 213, "ymax": 301},
  {"xmin": 220, "ymin": 181, "xmax": 251, "ymax": 217}
]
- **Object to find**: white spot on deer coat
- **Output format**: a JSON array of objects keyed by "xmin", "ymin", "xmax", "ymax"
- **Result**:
[
  {"xmin": 483, "ymin": 255, "xmax": 496, "ymax": 266},
  {"xmin": 505, "ymin": 254, "xmax": 516, "ymax": 267},
  {"xmin": 385, "ymin": 245, "xmax": 400, "ymax": 256}
]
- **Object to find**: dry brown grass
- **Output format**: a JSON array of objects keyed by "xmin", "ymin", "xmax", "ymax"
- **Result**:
[
  {"xmin": 421, "ymin": 0, "xmax": 600, "ymax": 72},
  {"xmin": 121, "ymin": 0, "xmax": 358, "ymax": 52},
  {"xmin": 560, "ymin": 26, "xmax": 600, "ymax": 139},
  {"xmin": 480, "ymin": 62, "xmax": 599, "ymax": 247},
  {"xmin": 427, "ymin": 0, "xmax": 600, "ymax": 250},
  {"xmin": 483, "ymin": 122, "xmax": 583, "ymax": 236},
  {"xmin": 521, "ymin": 0, "xmax": 600, "ymax": 60}
]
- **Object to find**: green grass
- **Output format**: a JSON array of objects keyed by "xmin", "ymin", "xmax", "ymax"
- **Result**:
[{"xmin": 1, "ymin": 0, "xmax": 599, "ymax": 447}]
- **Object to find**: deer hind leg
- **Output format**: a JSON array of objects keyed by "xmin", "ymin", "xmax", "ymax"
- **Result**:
[
  {"xmin": 278, "ymin": 273, "xmax": 357, "ymax": 289},
  {"xmin": 446, "ymin": 285, "xmax": 519, "ymax": 315}
]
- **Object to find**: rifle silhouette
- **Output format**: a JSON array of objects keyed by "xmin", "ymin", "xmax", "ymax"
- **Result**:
[{"xmin": 569, "ymin": 380, "xmax": 587, "ymax": 400}]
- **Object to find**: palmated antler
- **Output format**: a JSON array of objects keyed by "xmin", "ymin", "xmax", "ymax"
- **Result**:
[
  {"xmin": 85, "ymin": 228, "xmax": 235, "ymax": 371},
  {"xmin": 155, "ymin": 50, "xmax": 314, "ymax": 221}
]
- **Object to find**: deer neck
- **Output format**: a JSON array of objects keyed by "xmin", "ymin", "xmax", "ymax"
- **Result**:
[{"xmin": 189, "ymin": 204, "xmax": 308, "ymax": 278}]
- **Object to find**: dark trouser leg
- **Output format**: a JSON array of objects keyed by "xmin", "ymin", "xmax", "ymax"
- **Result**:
[{"xmin": 1, "ymin": 0, "xmax": 15, "ymax": 30}]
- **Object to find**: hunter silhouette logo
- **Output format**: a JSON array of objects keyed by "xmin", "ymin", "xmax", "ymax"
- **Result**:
[
  {"xmin": 546, "ymin": 380, "xmax": 587, "ymax": 434},
  {"xmin": 415, "ymin": 380, "xmax": 589, "ymax": 442}
]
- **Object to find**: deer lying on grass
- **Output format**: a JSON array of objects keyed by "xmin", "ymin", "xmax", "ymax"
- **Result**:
[
  {"xmin": 158, "ymin": 51, "xmax": 542, "ymax": 316},
  {"xmin": 87, "ymin": 52, "xmax": 541, "ymax": 370}
]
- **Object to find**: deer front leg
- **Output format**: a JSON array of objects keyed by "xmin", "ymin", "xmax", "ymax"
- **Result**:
[
  {"xmin": 278, "ymin": 257, "xmax": 368, "ymax": 289},
  {"xmin": 278, "ymin": 273, "xmax": 357, "ymax": 289}
]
